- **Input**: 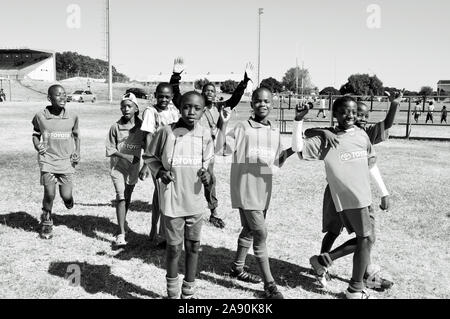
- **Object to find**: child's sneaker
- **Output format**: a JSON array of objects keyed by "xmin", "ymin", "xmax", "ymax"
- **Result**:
[
  {"xmin": 114, "ymin": 234, "xmax": 127, "ymax": 247},
  {"xmin": 345, "ymin": 288, "xmax": 375, "ymax": 299},
  {"xmin": 209, "ymin": 215, "xmax": 225, "ymax": 229},
  {"xmin": 229, "ymin": 267, "xmax": 262, "ymax": 284},
  {"xmin": 309, "ymin": 255, "xmax": 329, "ymax": 287},
  {"xmin": 39, "ymin": 212, "xmax": 53, "ymax": 239},
  {"xmin": 263, "ymin": 282, "xmax": 284, "ymax": 299}
]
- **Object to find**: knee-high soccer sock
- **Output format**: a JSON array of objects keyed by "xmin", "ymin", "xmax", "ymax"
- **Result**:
[
  {"xmin": 181, "ymin": 279, "xmax": 196, "ymax": 299},
  {"xmin": 124, "ymin": 184, "xmax": 135, "ymax": 213},
  {"xmin": 329, "ymin": 237, "xmax": 357, "ymax": 261},
  {"xmin": 253, "ymin": 230, "xmax": 274, "ymax": 284},
  {"xmin": 234, "ymin": 228, "xmax": 252, "ymax": 271},
  {"xmin": 320, "ymin": 232, "xmax": 339, "ymax": 254},
  {"xmin": 184, "ymin": 240, "xmax": 200, "ymax": 283},
  {"xmin": 166, "ymin": 276, "xmax": 180, "ymax": 299},
  {"xmin": 166, "ymin": 243, "xmax": 182, "ymax": 279},
  {"xmin": 349, "ymin": 237, "xmax": 370, "ymax": 292},
  {"xmin": 115, "ymin": 199, "xmax": 126, "ymax": 234}
]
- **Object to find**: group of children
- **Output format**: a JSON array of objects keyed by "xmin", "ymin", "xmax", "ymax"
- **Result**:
[{"xmin": 31, "ymin": 60, "xmax": 402, "ymax": 299}]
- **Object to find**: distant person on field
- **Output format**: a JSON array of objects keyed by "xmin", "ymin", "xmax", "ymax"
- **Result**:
[
  {"xmin": 31, "ymin": 85, "xmax": 80, "ymax": 240},
  {"xmin": 316, "ymin": 98, "xmax": 327, "ymax": 118},
  {"xmin": 0, "ymin": 88, "xmax": 5, "ymax": 102},
  {"xmin": 425, "ymin": 101, "xmax": 435, "ymax": 123},
  {"xmin": 413, "ymin": 101, "xmax": 421, "ymax": 123},
  {"xmin": 441, "ymin": 105, "xmax": 447, "ymax": 124},
  {"xmin": 105, "ymin": 93, "xmax": 146, "ymax": 247}
]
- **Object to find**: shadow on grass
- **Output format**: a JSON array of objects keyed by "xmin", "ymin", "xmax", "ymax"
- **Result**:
[
  {"xmin": 48, "ymin": 261, "xmax": 161, "ymax": 299},
  {"xmin": 0, "ymin": 212, "xmax": 342, "ymax": 298},
  {"xmin": 75, "ymin": 200, "xmax": 152, "ymax": 213}
]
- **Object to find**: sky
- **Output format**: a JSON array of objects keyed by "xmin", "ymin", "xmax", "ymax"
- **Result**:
[{"xmin": 1, "ymin": 0, "xmax": 449, "ymax": 91}]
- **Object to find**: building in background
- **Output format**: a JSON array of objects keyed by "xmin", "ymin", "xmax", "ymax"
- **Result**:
[
  {"xmin": 437, "ymin": 80, "xmax": 450, "ymax": 96},
  {"xmin": 0, "ymin": 48, "xmax": 56, "ymax": 82}
]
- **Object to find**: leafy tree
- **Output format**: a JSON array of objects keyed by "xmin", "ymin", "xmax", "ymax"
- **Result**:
[
  {"xmin": 340, "ymin": 74, "xmax": 383, "ymax": 96},
  {"xmin": 281, "ymin": 67, "xmax": 313, "ymax": 94},
  {"xmin": 194, "ymin": 78, "xmax": 210, "ymax": 90},
  {"xmin": 419, "ymin": 86, "xmax": 433, "ymax": 97},
  {"xmin": 260, "ymin": 77, "xmax": 283, "ymax": 93},
  {"xmin": 319, "ymin": 86, "xmax": 340, "ymax": 96},
  {"xmin": 220, "ymin": 80, "xmax": 239, "ymax": 94}
]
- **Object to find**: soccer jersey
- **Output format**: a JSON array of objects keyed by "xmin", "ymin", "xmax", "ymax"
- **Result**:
[
  {"xmin": 225, "ymin": 118, "xmax": 283, "ymax": 211},
  {"xmin": 141, "ymin": 103, "xmax": 179, "ymax": 134},
  {"xmin": 301, "ymin": 126, "xmax": 376, "ymax": 212},
  {"xmin": 364, "ymin": 121, "xmax": 388, "ymax": 145},
  {"xmin": 105, "ymin": 117, "xmax": 144, "ymax": 176},
  {"xmin": 32, "ymin": 106, "xmax": 79, "ymax": 174},
  {"xmin": 144, "ymin": 120, "xmax": 214, "ymax": 218}
]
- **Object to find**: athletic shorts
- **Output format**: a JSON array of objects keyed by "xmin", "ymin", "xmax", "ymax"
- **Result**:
[
  {"xmin": 339, "ymin": 206, "xmax": 375, "ymax": 238},
  {"xmin": 239, "ymin": 209, "xmax": 267, "ymax": 230},
  {"xmin": 322, "ymin": 185, "xmax": 342, "ymax": 234},
  {"xmin": 163, "ymin": 214, "xmax": 203, "ymax": 245},
  {"xmin": 110, "ymin": 167, "xmax": 139, "ymax": 200},
  {"xmin": 40, "ymin": 172, "xmax": 73, "ymax": 186}
]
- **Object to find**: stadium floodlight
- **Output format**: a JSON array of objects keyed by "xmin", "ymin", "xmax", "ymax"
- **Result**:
[
  {"xmin": 106, "ymin": 0, "xmax": 112, "ymax": 103},
  {"xmin": 257, "ymin": 8, "xmax": 264, "ymax": 88}
]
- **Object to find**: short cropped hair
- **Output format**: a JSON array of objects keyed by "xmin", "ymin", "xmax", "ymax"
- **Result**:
[
  {"xmin": 155, "ymin": 82, "xmax": 173, "ymax": 93},
  {"xmin": 332, "ymin": 96, "xmax": 356, "ymax": 113},
  {"xmin": 180, "ymin": 91, "xmax": 205, "ymax": 106},
  {"xmin": 251, "ymin": 87, "xmax": 272, "ymax": 101},
  {"xmin": 202, "ymin": 83, "xmax": 216, "ymax": 93},
  {"xmin": 48, "ymin": 84, "xmax": 64, "ymax": 95}
]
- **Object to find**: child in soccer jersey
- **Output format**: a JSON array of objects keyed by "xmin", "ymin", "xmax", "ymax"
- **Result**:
[
  {"xmin": 144, "ymin": 91, "xmax": 213, "ymax": 299},
  {"xmin": 293, "ymin": 96, "xmax": 384, "ymax": 299},
  {"xmin": 170, "ymin": 58, "xmax": 253, "ymax": 229},
  {"xmin": 139, "ymin": 82, "xmax": 180, "ymax": 245},
  {"xmin": 215, "ymin": 87, "xmax": 294, "ymax": 299},
  {"xmin": 32, "ymin": 84, "xmax": 80, "ymax": 239},
  {"xmin": 106, "ymin": 93, "xmax": 145, "ymax": 247},
  {"xmin": 303, "ymin": 91, "xmax": 403, "ymax": 289}
]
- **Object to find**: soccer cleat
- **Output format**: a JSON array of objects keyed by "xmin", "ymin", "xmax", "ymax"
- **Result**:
[
  {"xmin": 364, "ymin": 264, "xmax": 394, "ymax": 291},
  {"xmin": 229, "ymin": 267, "xmax": 262, "ymax": 284},
  {"xmin": 264, "ymin": 282, "xmax": 284, "ymax": 299},
  {"xmin": 309, "ymin": 255, "xmax": 329, "ymax": 288},
  {"xmin": 209, "ymin": 215, "xmax": 225, "ymax": 229},
  {"xmin": 345, "ymin": 288, "xmax": 375, "ymax": 299},
  {"xmin": 63, "ymin": 198, "xmax": 74, "ymax": 210},
  {"xmin": 39, "ymin": 212, "xmax": 53, "ymax": 239},
  {"xmin": 114, "ymin": 234, "xmax": 127, "ymax": 247}
]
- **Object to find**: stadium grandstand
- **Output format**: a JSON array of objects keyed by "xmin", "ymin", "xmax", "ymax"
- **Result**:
[{"xmin": 0, "ymin": 48, "xmax": 55, "ymax": 82}]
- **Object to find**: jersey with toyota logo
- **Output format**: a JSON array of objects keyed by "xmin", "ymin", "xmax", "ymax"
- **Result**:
[{"xmin": 301, "ymin": 127, "xmax": 376, "ymax": 212}]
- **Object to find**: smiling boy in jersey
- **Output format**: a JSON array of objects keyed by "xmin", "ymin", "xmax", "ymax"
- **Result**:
[
  {"xmin": 32, "ymin": 84, "xmax": 80, "ymax": 239},
  {"xmin": 144, "ymin": 91, "xmax": 213, "ymax": 299},
  {"xmin": 216, "ymin": 87, "xmax": 294, "ymax": 299},
  {"xmin": 170, "ymin": 58, "xmax": 253, "ymax": 229}
]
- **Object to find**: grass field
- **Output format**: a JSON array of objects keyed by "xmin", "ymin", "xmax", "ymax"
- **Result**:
[{"xmin": 0, "ymin": 101, "xmax": 449, "ymax": 299}]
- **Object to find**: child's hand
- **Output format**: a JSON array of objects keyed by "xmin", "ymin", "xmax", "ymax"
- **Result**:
[
  {"xmin": 173, "ymin": 57, "xmax": 185, "ymax": 74},
  {"xmin": 322, "ymin": 130, "xmax": 339, "ymax": 148},
  {"xmin": 70, "ymin": 152, "xmax": 80, "ymax": 163},
  {"xmin": 37, "ymin": 143, "xmax": 47, "ymax": 155},
  {"xmin": 244, "ymin": 62, "xmax": 254, "ymax": 83},
  {"xmin": 159, "ymin": 170, "xmax": 175, "ymax": 185},
  {"xmin": 220, "ymin": 106, "xmax": 232, "ymax": 124},
  {"xmin": 385, "ymin": 89, "xmax": 405, "ymax": 103},
  {"xmin": 139, "ymin": 165, "xmax": 150, "ymax": 181},
  {"xmin": 197, "ymin": 168, "xmax": 211, "ymax": 186},
  {"xmin": 380, "ymin": 195, "xmax": 390, "ymax": 212},
  {"xmin": 295, "ymin": 104, "xmax": 309, "ymax": 121}
]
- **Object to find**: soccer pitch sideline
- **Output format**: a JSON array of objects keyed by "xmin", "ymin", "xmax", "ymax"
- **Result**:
[{"xmin": 0, "ymin": 102, "xmax": 449, "ymax": 299}]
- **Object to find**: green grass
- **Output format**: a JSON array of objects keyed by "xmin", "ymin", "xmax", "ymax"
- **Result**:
[{"xmin": 0, "ymin": 102, "xmax": 449, "ymax": 299}]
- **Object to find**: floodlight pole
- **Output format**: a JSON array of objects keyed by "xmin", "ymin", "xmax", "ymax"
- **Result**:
[
  {"xmin": 257, "ymin": 8, "xmax": 263, "ymax": 88},
  {"xmin": 107, "ymin": 0, "xmax": 113, "ymax": 103}
]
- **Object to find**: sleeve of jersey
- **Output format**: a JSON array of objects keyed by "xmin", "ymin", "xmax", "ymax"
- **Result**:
[
  {"xmin": 144, "ymin": 129, "xmax": 166, "ymax": 177},
  {"xmin": 215, "ymin": 125, "xmax": 236, "ymax": 156},
  {"xmin": 366, "ymin": 122, "xmax": 387, "ymax": 145},
  {"xmin": 141, "ymin": 108, "xmax": 156, "ymax": 133},
  {"xmin": 31, "ymin": 115, "xmax": 41, "ymax": 137},
  {"xmin": 300, "ymin": 136, "xmax": 324, "ymax": 161},
  {"xmin": 105, "ymin": 125, "xmax": 118, "ymax": 157}
]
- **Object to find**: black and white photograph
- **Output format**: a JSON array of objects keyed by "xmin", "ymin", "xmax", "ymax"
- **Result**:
[{"xmin": 0, "ymin": 0, "xmax": 449, "ymax": 305}]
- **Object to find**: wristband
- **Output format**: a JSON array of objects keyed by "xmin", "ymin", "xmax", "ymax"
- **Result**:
[{"xmin": 292, "ymin": 120, "xmax": 304, "ymax": 153}]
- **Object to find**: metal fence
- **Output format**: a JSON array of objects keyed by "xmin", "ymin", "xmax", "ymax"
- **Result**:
[{"xmin": 275, "ymin": 95, "xmax": 450, "ymax": 140}]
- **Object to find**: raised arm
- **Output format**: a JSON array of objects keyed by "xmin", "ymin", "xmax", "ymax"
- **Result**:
[
  {"xmin": 383, "ymin": 89, "xmax": 404, "ymax": 129},
  {"xmin": 169, "ymin": 57, "xmax": 184, "ymax": 110},
  {"xmin": 223, "ymin": 62, "xmax": 254, "ymax": 110}
]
